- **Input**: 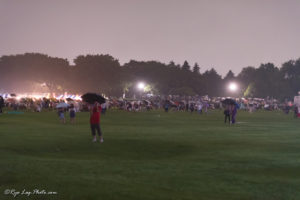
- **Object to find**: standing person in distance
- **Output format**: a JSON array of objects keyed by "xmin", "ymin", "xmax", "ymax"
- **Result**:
[
  {"xmin": 90, "ymin": 102, "xmax": 104, "ymax": 143},
  {"xmin": 0, "ymin": 96, "xmax": 4, "ymax": 114},
  {"xmin": 231, "ymin": 104, "xmax": 238, "ymax": 124},
  {"xmin": 69, "ymin": 104, "xmax": 76, "ymax": 123},
  {"xmin": 224, "ymin": 105, "xmax": 231, "ymax": 124},
  {"xmin": 58, "ymin": 107, "xmax": 66, "ymax": 124},
  {"xmin": 101, "ymin": 102, "xmax": 107, "ymax": 115}
]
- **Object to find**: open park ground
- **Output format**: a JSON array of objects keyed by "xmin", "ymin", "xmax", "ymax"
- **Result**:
[{"xmin": 1, "ymin": 109, "xmax": 300, "ymax": 200}]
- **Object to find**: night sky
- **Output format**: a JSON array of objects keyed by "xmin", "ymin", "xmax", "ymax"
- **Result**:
[{"xmin": 1, "ymin": 0, "xmax": 300, "ymax": 76}]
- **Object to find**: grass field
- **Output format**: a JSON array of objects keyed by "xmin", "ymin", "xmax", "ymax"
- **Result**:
[{"xmin": 1, "ymin": 109, "xmax": 300, "ymax": 200}]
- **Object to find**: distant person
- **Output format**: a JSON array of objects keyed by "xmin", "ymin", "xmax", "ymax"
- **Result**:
[
  {"xmin": 126, "ymin": 102, "xmax": 132, "ymax": 111},
  {"xmin": 0, "ymin": 96, "xmax": 4, "ymax": 114},
  {"xmin": 294, "ymin": 106, "xmax": 298, "ymax": 118},
  {"xmin": 284, "ymin": 105, "xmax": 290, "ymax": 114},
  {"xmin": 224, "ymin": 105, "xmax": 231, "ymax": 124},
  {"xmin": 69, "ymin": 104, "xmax": 76, "ymax": 123},
  {"xmin": 146, "ymin": 104, "xmax": 151, "ymax": 111},
  {"xmin": 36, "ymin": 104, "xmax": 41, "ymax": 112},
  {"xmin": 164, "ymin": 102, "xmax": 169, "ymax": 112},
  {"xmin": 134, "ymin": 103, "xmax": 139, "ymax": 112},
  {"xmin": 101, "ymin": 102, "xmax": 107, "ymax": 115},
  {"xmin": 197, "ymin": 103, "xmax": 203, "ymax": 114},
  {"xmin": 58, "ymin": 107, "xmax": 65, "ymax": 124},
  {"xmin": 185, "ymin": 103, "xmax": 189, "ymax": 112},
  {"xmin": 190, "ymin": 104, "xmax": 195, "ymax": 113},
  {"xmin": 231, "ymin": 104, "xmax": 238, "ymax": 124},
  {"xmin": 90, "ymin": 102, "xmax": 103, "ymax": 143},
  {"xmin": 204, "ymin": 102, "xmax": 209, "ymax": 113}
]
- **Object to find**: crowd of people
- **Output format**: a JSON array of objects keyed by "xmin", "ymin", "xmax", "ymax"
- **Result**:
[
  {"xmin": 0, "ymin": 95, "xmax": 293, "ymax": 113},
  {"xmin": 0, "ymin": 94, "xmax": 298, "ymax": 142},
  {"xmin": 107, "ymin": 95, "xmax": 285, "ymax": 113}
]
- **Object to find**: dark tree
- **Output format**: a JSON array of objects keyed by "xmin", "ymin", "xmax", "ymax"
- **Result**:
[
  {"xmin": 0, "ymin": 53, "xmax": 69, "ymax": 93},
  {"xmin": 224, "ymin": 70, "xmax": 235, "ymax": 81},
  {"xmin": 192, "ymin": 63, "xmax": 200, "ymax": 74},
  {"xmin": 182, "ymin": 60, "xmax": 191, "ymax": 71},
  {"xmin": 72, "ymin": 54, "xmax": 122, "ymax": 96},
  {"xmin": 1, "ymin": 52, "xmax": 300, "ymax": 100}
]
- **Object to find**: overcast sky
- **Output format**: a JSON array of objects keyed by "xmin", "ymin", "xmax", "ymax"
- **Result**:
[{"xmin": 1, "ymin": 0, "xmax": 300, "ymax": 76}]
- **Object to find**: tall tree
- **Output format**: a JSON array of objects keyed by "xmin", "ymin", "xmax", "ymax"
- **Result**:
[
  {"xmin": 202, "ymin": 68, "xmax": 222, "ymax": 96},
  {"xmin": 0, "ymin": 53, "xmax": 69, "ymax": 93},
  {"xmin": 182, "ymin": 60, "xmax": 191, "ymax": 71},
  {"xmin": 224, "ymin": 70, "xmax": 235, "ymax": 81},
  {"xmin": 73, "ymin": 54, "xmax": 122, "ymax": 96},
  {"xmin": 192, "ymin": 63, "xmax": 200, "ymax": 74}
]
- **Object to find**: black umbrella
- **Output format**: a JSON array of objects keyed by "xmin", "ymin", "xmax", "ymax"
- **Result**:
[
  {"xmin": 81, "ymin": 93, "xmax": 106, "ymax": 104},
  {"xmin": 222, "ymin": 98, "xmax": 240, "ymax": 109},
  {"xmin": 222, "ymin": 98, "xmax": 236, "ymax": 105}
]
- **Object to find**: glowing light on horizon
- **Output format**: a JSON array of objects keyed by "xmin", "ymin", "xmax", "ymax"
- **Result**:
[
  {"xmin": 1, "ymin": 93, "xmax": 83, "ymax": 101},
  {"xmin": 137, "ymin": 82, "xmax": 145, "ymax": 90},
  {"xmin": 228, "ymin": 82, "xmax": 238, "ymax": 92}
]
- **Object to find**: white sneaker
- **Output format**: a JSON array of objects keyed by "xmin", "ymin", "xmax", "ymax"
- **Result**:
[
  {"xmin": 92, "ymin": 137, "xmax": 97, "ymax": 142},
  {"xmin": 100, "ymin": 139, "xmax": 104, "ymax": 143}
]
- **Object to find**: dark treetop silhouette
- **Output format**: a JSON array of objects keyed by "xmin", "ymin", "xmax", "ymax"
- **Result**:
[{"xmin": 0, "ymin": 53, "xmax": 300, "ymax": 100}]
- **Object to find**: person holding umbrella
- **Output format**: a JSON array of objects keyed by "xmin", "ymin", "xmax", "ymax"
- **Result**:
[
  {"xmin": 89, "ymin": 102, "xmax": 103, "ymax": 142},
  {"xmin": 222, "ymin": 98, "xmax": 239, "ymax": 124},
  {"xmin": 82, "ymin": 93, "xmax": 105, "ymax": 143}
]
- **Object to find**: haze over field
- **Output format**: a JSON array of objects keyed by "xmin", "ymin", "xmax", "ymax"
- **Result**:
[{"xmin": 1, "ymin": 0, "xmax": 300, "ymax": 75}]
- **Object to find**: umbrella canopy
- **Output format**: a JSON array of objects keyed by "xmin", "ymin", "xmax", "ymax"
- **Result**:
[
  {"xmin": 56, "ymin": 102, "xmax": 69, "ymax": 108},
  {"xmin": 81, "ymin": 93, "xmax": 106, "ymax": 104},
  {"xmin": 222, "ymin": 98, "xmax": 240, "ymax": 109},
  {"xmin": 222, "ymin": 98, "xmax": 236, "ymax": 105}
]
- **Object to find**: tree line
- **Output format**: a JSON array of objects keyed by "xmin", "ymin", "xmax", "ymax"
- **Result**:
[{"xmin": 0, "ymin": 53, "xmax": 299, "ymax": 100}]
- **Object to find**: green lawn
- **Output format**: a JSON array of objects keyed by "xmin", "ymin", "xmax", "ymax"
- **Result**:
[{"xmin": 1, "ymin": 109, "xmax": 300, "ymax": 200}]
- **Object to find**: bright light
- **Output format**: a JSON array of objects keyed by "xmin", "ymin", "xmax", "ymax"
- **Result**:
[
  {"xmin": 137, "ymin": 82, "xmax": 145, "ymax": 90},
  {"xmin": 228, "ymin": 82, "xmax": 238, "ymax": 92},
  {"xmin": 74, "ymin": 95, "xmax": 82, "ymax": 101}
]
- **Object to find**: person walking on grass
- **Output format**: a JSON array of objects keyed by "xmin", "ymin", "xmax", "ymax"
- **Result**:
[
  {"xmin": 190, "ymin": 103, "xmax": 195, "ymax": 113},
  {"xmin": 0, "ymin": 96, "xmax": 4, "ymax": 114},
  {"xmin": 224, "ymin": 105, "xmax": 231, "ymax": 124},
  {"xmin": 197, "ymin": 103, "xmax": 203, "ymax": 114},
  {"xmin": 164, "ymin": 101, "xmax": 169, "ymax": 112},
  {"xmin": 231, "ymin": 104, "xmax": 238, "ymax": 124},
  {"xmin": 293, "ymin": 106, "xmax": 298, "ymax": 118},
  {"xmin": 90, "ymin": 102, "xmax": 104, "ymax": 143},
  {"xmin": 58, "ymin": 107, "xmax": 66, "ymax": 124},
  {"xmin": 69, "ymin": 104, "xmax": 76, "ymax": 124}
]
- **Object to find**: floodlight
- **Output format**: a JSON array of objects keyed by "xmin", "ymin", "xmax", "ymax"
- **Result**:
[
  {"xmin": 228, "ymin": 82, "xmax": 238, "ymax": 92},
  {"xmin": 137, "ymin": 82, "xmax": 145, "ymax": 90}
]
